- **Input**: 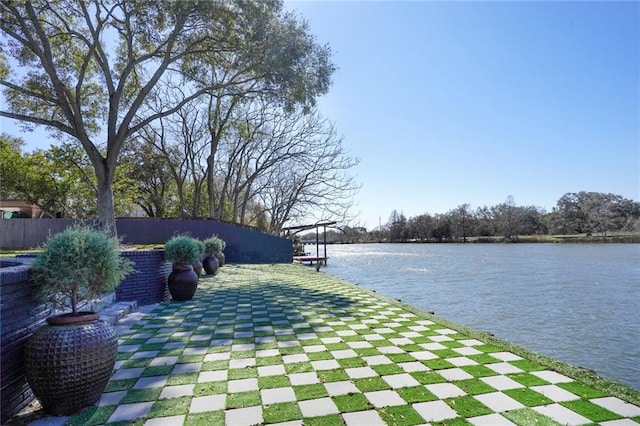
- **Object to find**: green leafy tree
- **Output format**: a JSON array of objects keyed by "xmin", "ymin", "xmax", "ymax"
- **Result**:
[{"xmin": 1, "ymin": 0, "xmax": 333, "ymax": 235}]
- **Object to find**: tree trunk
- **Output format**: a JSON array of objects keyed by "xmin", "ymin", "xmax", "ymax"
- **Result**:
[{"xmin": 95, "ymin": 161, "xmax": 117, "ymax": 236}]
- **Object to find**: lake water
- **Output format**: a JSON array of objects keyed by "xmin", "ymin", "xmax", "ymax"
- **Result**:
[{"xmin": 316, "ymin": 243, "xmax": 640, "ymax": 390}]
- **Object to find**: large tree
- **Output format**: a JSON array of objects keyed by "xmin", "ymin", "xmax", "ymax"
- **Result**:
[{"xmin": 0, "ymin": 0, "xmax": 333, "ymax": 234}]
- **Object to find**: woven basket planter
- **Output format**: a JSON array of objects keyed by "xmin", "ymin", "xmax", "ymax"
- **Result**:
[
  {"xmin": 168, "ymin": 265, "xmax": 199, "ymax": 301},
  {"xmin": 24, "ymin": 313, "xmax": 117, "ymax": 416}
]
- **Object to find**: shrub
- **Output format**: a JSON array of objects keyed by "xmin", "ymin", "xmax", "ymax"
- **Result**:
[
  {"xmin": 203, "ymin": 236, "xmax": 224, "ymax": 256},
  {"xmin": 164, "ymin": 235, "xmax": 200, "ymax": 266},
  {"xmin": 31, "ymin": 225, "xmax": 134, "ymax": 315}
]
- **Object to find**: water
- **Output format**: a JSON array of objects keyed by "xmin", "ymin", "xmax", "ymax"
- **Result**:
[{"xmin": 318, "ymin": 243, "xmax": 640, "ymax": 389}]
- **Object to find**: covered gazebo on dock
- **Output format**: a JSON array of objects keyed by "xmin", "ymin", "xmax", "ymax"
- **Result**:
[{"xmin": 282, "ymin": 220, "xmax": 337, "ymax": 265}]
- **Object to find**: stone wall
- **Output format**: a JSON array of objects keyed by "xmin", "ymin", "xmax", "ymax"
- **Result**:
[{"xmin": 117, "ymin": 250, "xmax": 172, "ymax": 306}]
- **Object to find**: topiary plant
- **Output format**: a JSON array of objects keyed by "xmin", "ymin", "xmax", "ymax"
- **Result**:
[
  {"xmin": 164, "ymin": 235, "xmax": 200, "ymax": 267},
  {"xmin": 31, "ymin": 225, "xmax": 134, "ymax": 316}
]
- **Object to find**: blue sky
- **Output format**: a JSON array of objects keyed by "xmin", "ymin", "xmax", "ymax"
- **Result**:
[
  {"xmin": 284, "ymin": 0, "xmax": 639, "ymax": 230},
  {"xmin": 2, "ymin": 1, "xmax": 638, "ymax": 230}
]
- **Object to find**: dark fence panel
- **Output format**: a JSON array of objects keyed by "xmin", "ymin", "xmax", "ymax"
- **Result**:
[{"xmin": 0, "ymin": 218, "xmax": 292, "ymax": 264}]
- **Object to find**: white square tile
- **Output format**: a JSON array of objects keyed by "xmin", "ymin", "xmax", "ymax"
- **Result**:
[
  {"xmin": 347, "ymin": 341, "xmax": 373, "ymax": 349},
  {"xmin": 134, "ymin": 376, "xmax": 168, "ymax": 389},
  {"xmin": 172, "ymin": 362, "xmax": 202, "ymax": 374},
  {"xmin": 468, "ymin": 413, "xmax": 517, "ymax": 425},
  {"xmin": 228, "ymin": 378, "xmax": 258, "ymax": 393},
  {"xmin": 144, "ymin": 415, "xmax": 185, "ymax": 426},
  {"xmin": 229, "ymin": 358, "xmax": 256, "ymax": 369},
  {"xmin": 381, "ymin": 373, "xmax": 420, "ymax": 388},
  {"xmin": 590, "ymin": 397, "xmax": 640, "ymax": 417},
  {"xmin": 324, "ymin": 380, "xmax": 360, "ymax": 396},
  {"xmin": 289, "ymin": 372, "xmax": 320, "ymax": 385},
  {"xmin": 490, "ymin": 352, "xmax": 523, "ymax": 361},
  {"xmin": 298, "ymin": 356, "xmax": 338, "ymax": 371},
  {"xmin": 108, "ymin": 402, "xmax": 153, "ymax": 422},
  {"xmin": 530, "ymin": 385, "xmax": 579, "ymax": 402},
  {"xmin": 530, "ymin": 370, "xmax": 574, "ymax": 384},
  {"xmin": 447, "ymin": 356, "xmax": 479, "ymax": 367},
  {"xmin": 364, "ymin": 390, "xmax": 406, "ymax": 407},
  {"xmin": 282, "ymin": 354, "xmax": 309, "ymax": 364},
  {"xmin": 533, "ymin": 403, "xmax": 591, "ymax": 425},
  {"xmin": 189, "ymin": 394, "xmax": 226, "ymax": 413},
  {"xmin": 481, "ymin": 375, "xmax": 524, "ymax": 390},
  {"xmin": 303, "ymin": 345, "xmax": 327, "ymax": 353},
  {"xmin": 453, "ymin": 347, "xmax": 483, "ymax": 356},
  {"xmin": 342, "ymin": 410, "xmax": 386, "ymax": 426},
  {"xmin": 345, "ymin": 366, "xmax": 378, "ymax": 379},
  {"xmin": 198, "ymin": 370, "xmax": 227, "ymax": 383},
  {"xmin": 474, "ymin": 392, "xmax": 525, "ymax": 412},
  {"xmin": 420, "ymin": 342, "xmax": 447, "ymax": 351},
  {"xmin": 363, "ymin": 355, "xmax": 392, "ymax": 366},
  {"xmin": 486, "ymin": 362, "xmax": 523, "ymax": 375},
  {"xmin": 389, "ymin": 338, "xmax": 414, "ymax": 346},
  {"xmin": 149, "ymin": 356, "xmax": 179, "ymax": 367},
  {"xmin": 425, "ymin": 383, "xmax": 466, "ymax": 399},
  {"xmin": 438, "ymin": 368, "xmax": 474, "ymax": 381},
  {"xmin": 160, "ymin": 384, "xmax": 194, "ymax": 399},
  {"xmin": 261, "ymin": 387, "xmax": 296, "ymax": 404},
  {"xmin": 413, "ymin": 400, "xmax": 458, "ymax": 422},
  {"xmin": 258, "ymin": 364, "xmax": 286, "ymax": 377},
  {"xmin": 399, "ymin": 361, "xmax": 430, "ymax": 373},
  {"xmin": 97, "ymin": 391, "xmax": 126, "ymax": 406},
  {"xmin": 410, "ymin": 351, "xmax": 438, "ymax": 361},
  {"xmin": 377, "ymin": 346, "xmax": 405, "ymax": 354},
  {"xmin": 204, "ymin": 352, "xmax": 230, "ymax": 362},
  {"xmin": 225, "ymin": 406, "xmax": 263, "ymax": 426},
  {"xmin": 331, "ymin": 349, "xmax": 358, "ymax": 359},
  {"xmin": 298, "ymin": 397, "xmax": 340, "ymax": 417}
]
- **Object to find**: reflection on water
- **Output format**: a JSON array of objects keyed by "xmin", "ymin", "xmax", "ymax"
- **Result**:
[{"xmin": 320, "ymin": 243, "xmax": 640, "ymax": 390}]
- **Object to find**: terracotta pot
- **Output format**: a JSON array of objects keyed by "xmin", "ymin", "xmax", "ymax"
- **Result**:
[
  {"xmin": 168, "ymin": 264, "xmax": 199, "ymax": 301},
  {"xmin": 203, "ymin": 255, "xmax": 219, "ymax": 275},
  {"xmin": 24, "ymin": 312, "xmax": 117, "ymax": 416}
]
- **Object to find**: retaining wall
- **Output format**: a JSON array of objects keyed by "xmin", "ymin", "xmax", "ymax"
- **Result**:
[{"xmin": 0, "ymin": 258, "xmax": 52, "ymax": 424}]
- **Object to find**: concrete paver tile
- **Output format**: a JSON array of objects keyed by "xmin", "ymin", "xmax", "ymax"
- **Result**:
[
  {"xmin": 438, "ymin": 368, "xmax": 474, "ymax": 381},
  {"xmin": 591, "ymin": 397, "xmax": 640, "ymax": 417},
  {"xmin": 97, "ymin": 391, "xmax": 127, "ymax": 406},
  {"xmin": 289, "ymin": 372, "xmax": 320, "ymax": 385},
  {"xmin": 345, "ymin": 366, "xmax": 378, "ymax": 379},
  {"xmin": 533, "ymin": 403, "xmax": 591, "ymax": 425},
  {"xmin": 228, "ymin": 378, "xmax": 259, "ymax": 393},
  {"xmin": 480, "ymin": 375, "xmax": 525, "ymax": 390},
  {"xmin": 144, "ymin": 415, "xmax": 185, "ymax": 426},
  {"xmin": 258, "ymin": 364, "xmax": 287, "ymax": 377},
  {"xmin": 225, "ymin": 406, "xmax": 263, "ymax": 426},
  {"xmin": 311, "ymin": 359, "xmax": 341, "ymax": 370},
  {"xmin": 530, "ymin": 385, "xmax": 580, "ymax": 402},
  {"xmin": 342, "ymin": 410, "xmax": 386, "ymax": 426},
  {"xmin": 468, "ymin": 413, "xmax": 517, "ymax": 425},
  {"xmin": 107, "ymin": 402, "xmax": 154, "ymax": 423},
  {"xmin": 425, "ymin": 383, "xmax": 466, "ymax": 399},
  {"xmin": 133, "ymin": 375, "xmax": 168, "ymax": 389},
  {"xmin": 381, "ymin": 373, "xmax": 421, "ymax": 388},
  {"xmin": 413, "ymin": 400, "xmax": 458, "ymax": 422},
  {"xmin": 364, "ymin": 390, "xmax": 406, "ymax": 407},
  {"xmin": 298, "ymin": 397, "xmax": 340, "ymax": 417},
  {"xmin": 324, "ymin": 380, "xmax": 360, "ymax": 396},
  {"xmin": 160, "ymin": 384, "xmax": 194, "ymax": 399},
  {"xmin": 531, "ymin": 370, "xmax": 573, "ymax": 384},
  {"xmin": 474, "ymin": 392, "xmax": 525, "ymax": 412},
  {"xmin": 261, "ymin": 387, "xmax": 297, "ymax": 404},
  {"xmin": 198, "ymin": 370, "xmax": 227, "ymax": 383}
]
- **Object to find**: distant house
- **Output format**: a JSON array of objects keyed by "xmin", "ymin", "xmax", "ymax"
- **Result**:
[{"xmin": 0, "ymin": 199, "xmax": 51, "ymax": 219}]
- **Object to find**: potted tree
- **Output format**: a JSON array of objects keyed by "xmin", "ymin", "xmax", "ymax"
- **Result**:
[
  {"xmin": 24, "ymin": 225, "xmax": 134, "ymax": 416},
  {"xmin": 202, "ymin": 236, "xmax": 221, "ymax": 275},
  {"xmin": 164, "ymin": 235, "xmax": 200, "ymax": 301}
]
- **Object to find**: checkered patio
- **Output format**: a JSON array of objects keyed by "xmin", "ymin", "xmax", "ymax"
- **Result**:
[{"xmin": 58, "ymin": 264, "xmax": 640, "ymax": 425}]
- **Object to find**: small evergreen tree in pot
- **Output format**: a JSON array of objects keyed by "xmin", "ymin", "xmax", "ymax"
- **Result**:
[
  {"xmin": 25, "ymin": 225, "xmax": 134, "ymax": 416},
  {"xmin": 202, "ymin": 236, "xmax": 222, "ymax": 275},
  {"xmin": 164, "ymin": 235, "xmax": 200, "ymax": 301}
]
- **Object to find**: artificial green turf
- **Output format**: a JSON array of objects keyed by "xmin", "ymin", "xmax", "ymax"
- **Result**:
[
  {"xmin": 262, "ymin": 402, "xmax": 302, "ymax": 423},
  {"xmin": 378, "ymin": 405, "xmax": 426, "ymax": 425}
]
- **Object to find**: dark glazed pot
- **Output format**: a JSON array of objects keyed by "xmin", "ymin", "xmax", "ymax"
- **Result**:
[
  {"xmin": 203, "ymin": 255, "xmax": 219, "ymax": 275},
  {"xmin": 216, "ymin": 252, "xmax": 226, "ymax": 267},
  {"xmin": 24, "ymin": 312, "xmax": 117, "ymax": 416},
  {"xmin": 168, "ymin": 264, "xmax": 199, "ymax": 301},
  {"xmin": 192, "ymin": 259, "xmax": 203, "ymax": 277}
]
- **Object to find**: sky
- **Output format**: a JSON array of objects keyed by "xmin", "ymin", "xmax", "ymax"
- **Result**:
[
  {"xmin": 283, "ymin": 0, "xmax": 639, "ymax": 230},
  {"xmin": 1, "ymin": 1, "xmax": 638, "ymax": 231}
]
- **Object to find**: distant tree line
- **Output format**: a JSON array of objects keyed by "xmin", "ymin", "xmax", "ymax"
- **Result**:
[{"xmin": 304, "ymin": 193, "xmax": 640, "ymax": 243}]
